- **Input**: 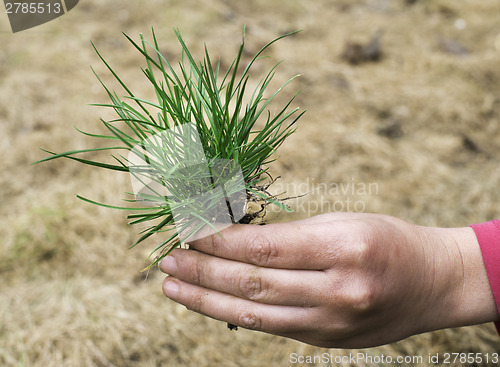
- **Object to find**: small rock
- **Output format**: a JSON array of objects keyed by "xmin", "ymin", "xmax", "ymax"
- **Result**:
[
  {"xmin": 462, "ymin": 135, "xmax": 480, "ymax": 153},
  {"xmin": 377, "ymin": 121, "xmax": 403, "ymax": 139},
  {"xmin": 438, "ymin": 38, "xmax": 469, "ymax": 56},
  {"xmin": 341, "ymin": 30, "xmax": 384, "ymax": 65}
]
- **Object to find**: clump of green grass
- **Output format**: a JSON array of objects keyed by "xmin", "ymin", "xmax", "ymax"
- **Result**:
[{"xmin": 37, "ymin": 28, "xmax": 304, "ymax": 267}]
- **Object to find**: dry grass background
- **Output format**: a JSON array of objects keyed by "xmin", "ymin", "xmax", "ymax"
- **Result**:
[{"xmin": 1, "ymin": 0, "xmax": 500, "ymax": 366}]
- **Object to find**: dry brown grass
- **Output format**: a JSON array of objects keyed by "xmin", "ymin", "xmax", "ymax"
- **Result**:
[{"xmin": 1, "ymin": 0, "xmax": 500, "ymax": 365}]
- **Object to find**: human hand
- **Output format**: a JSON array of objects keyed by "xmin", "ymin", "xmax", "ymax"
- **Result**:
[{"xmin": 160, "ymin": 212, "xmax": 498, "ymax": 348}]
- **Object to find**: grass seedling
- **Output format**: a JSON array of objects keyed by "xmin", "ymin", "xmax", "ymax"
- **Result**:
[{"xmin": 36, "ymin": 28, "xmax": 305, "ymax": 268}]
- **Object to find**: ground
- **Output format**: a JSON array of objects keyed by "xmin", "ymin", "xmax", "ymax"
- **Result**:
[{"xmin": 1, "ymin": 0, "xmax": 500, "ymax": 366}]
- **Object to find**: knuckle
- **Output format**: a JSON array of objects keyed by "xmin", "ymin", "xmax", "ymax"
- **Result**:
[
  {"xmin": 191, "ymin": 260, "xmax": 204, "ymax": 285},
  {"xmin": 210, "ymin": 232, "xmax": 219, "ymax": 252},
  {"xmin": 187, "ymin": 291, "xmax": 207, "ymax": 313},
  {"xmin": 349, "ymin": 283, "xmax": 377, "ymax": 313},
  {"xmin": 237, "ymin": 310, "xmax": 263, "ymax": 330},
  {"xmin": 238, "ymin": 269, "xmax": 266, "ymax": 301},
  {"xmin": 348, "ymin": 240, "xmax": 371, "ymax": 266},
  {"xmin": 246, "ymin": 235, "xmax": 278, "ymax": 266}
]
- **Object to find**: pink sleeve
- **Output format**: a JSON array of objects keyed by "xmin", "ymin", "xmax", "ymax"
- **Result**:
[{"xmin": 470, "ymin": 220, "xmax": 500, "ymax": 334}]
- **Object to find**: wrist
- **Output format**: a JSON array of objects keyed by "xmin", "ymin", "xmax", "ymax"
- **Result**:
[{"xmin": 427, "ymin": 226, "xmax": 499, "ymax": 329}]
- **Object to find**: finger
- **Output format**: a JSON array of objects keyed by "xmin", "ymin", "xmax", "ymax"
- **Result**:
[
  {"xmin": 162, "ymin": 276, "xmax": 316, "ymax": 334},
  {"xmin": 187, "ymin": 220, "xmax": 354, "ymax": 270},
  {"xmin": 160, "ymin": 249, "xmax": 324, "ymax": 307}
]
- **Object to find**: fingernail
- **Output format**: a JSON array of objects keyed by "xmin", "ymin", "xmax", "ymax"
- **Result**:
[
  {"xmin": 163, "ymin": 278, "xmax": 179, "ymax": 298},
  {"xmin": 160, "ymin": 255, "xmax": 177, "ymax": 275}
]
